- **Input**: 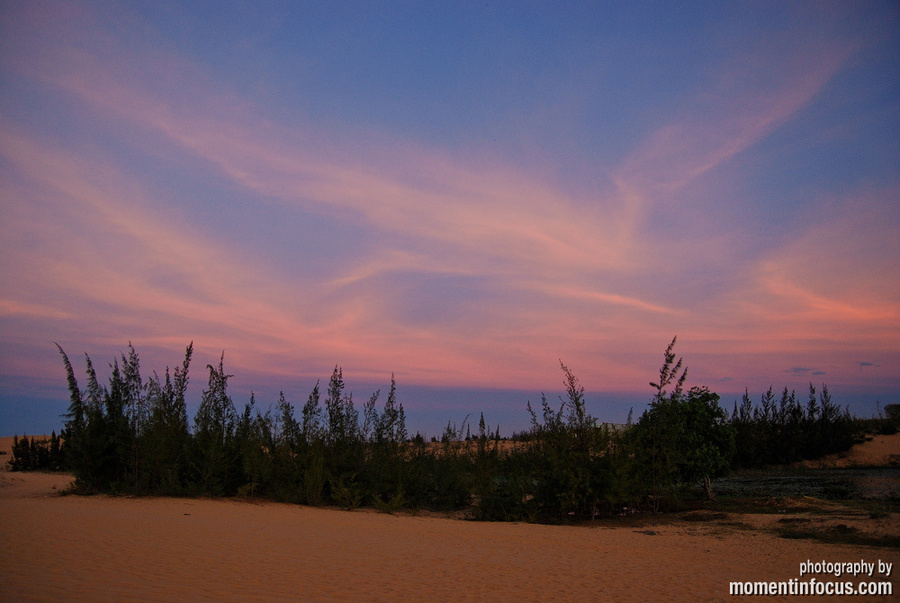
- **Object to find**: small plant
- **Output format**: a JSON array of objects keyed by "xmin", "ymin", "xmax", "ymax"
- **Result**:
[
  {"xmin": 303, "ymin": 453, "xmax": 326, "ymax": 506},
  {"xmin": 374, "ymin": 487, "xmax": 407, "ymax": 514},
  {"xmin": 331, "ymin": 475, "xmax": 362, "ymax": 510}
]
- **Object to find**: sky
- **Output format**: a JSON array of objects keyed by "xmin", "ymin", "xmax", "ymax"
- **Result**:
[{"xmin": 1, "ymin": 1, "xmax": 898, "ymax": 438}]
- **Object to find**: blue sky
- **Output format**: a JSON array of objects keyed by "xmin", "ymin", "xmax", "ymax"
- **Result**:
[{"xmin": 1, "ymin": 1, "xmax": 898, "ymax": 437}]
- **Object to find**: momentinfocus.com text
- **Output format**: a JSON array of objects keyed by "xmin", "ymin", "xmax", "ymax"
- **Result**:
[{"xmin": 730, "ymin": 559, "xmax": 893, "ymax": 596}]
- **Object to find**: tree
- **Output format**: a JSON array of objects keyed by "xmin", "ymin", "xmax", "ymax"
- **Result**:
[
  {"xmin": 628, "ymin": 338, "xmax": 734, "ymax": 509},
  {"xmin": 299, "ymin": 381, "xmax": 327, "ymax": 505},
  {"xmin": 631, "ymin": 337, "xmax": 688, "ymax": 510},
  {"xmin": 103, "ymin": 358, "xmax": 136, "ymax": 488},
  {"xmin": 193, "ymin": 353, "xmax": 238, "ymax": 495},
  {"xmin": 323, "ymin": 366, "xmax": 364, "ymax": 507},
  {"xmin": 524, "ymin": 362, "xmax": 612, "ymax": 520},
  {"xmin": 235, "ymin": 393, "xmax": 275, "ymax": 497},
  {"xmin": 650, "ymin": 336, "xmax": 687, "ymax": 403},
  {"xmin": 144, "ymin": 343, "xmax": 193, "ymax": 493},
  {"xmin": 325, "ymin": 366, "xmax": 358, "ymax": 446},
  {"xmin": 362, "ymin": 389, "xmax": 380, "ymax": 443},
  {"xmin": 300, "ymin": 381, "xmax": 322, "ymax": 444},
  {"xmin": 8, "ymin": 435, "xmax": 32, "ymax": 471},
  {"xmin": 120, "ymin": 343, "xmax": 146, "ymax": 489},
  {"xmin": 375, "ymin": 375, "xmax": 406, "ymax": 446},
  {"xmin": 276, "ymin": 391, "xmax": 300, "ymax": 451},
  {"xmin": 56, "ymin": 343, "xmax": 85, "ymax": 477},
  {"xmin": 365, "ymin": 375, "xmax": 409, "ymax": 510}
]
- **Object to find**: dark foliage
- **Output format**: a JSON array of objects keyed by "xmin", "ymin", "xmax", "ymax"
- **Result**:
[
  {"xmin": 622, "ymin": 338, "xmax": 734, "ymax": 510},
  {"xmin": 730, "ymin": 384, "xmax": 861, "ymax": 468},
  {"xmin": 863, "ymin": 402, "xmax": 900, "ymax": 435},
  {"xmin": 7, "ymin": 433, "xmax": 65, "ymax": 471},
  {"xmin": 522, "ymin": 363, "xmax": 614, "ymax": 521},
  {"xmin": 50, "ymin": 339, "xmax": 868, "ymax": 522}
]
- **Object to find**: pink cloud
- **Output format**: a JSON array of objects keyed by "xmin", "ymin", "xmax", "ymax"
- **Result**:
[
  {"xmin": 750, "ymin": 188, "xmax": 900, "ymax": 331},
  {"xmin": 1, "ymin": 2, "xmax": 896, "ymax": 401}
]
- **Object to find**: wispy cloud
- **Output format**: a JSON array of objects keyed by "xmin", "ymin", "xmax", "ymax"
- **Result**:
[
  {"xmin": 746, "ymin": 188, "xmax": 900, "ymax": 340},
  {"xmin": 1, "ymin": 1, "xmax": 897, "ymax": 403},
  {"xmin": 614, "ymin": 25, "xmax": 855, "ymax": 196},
  {"xmin": 787, "ymin": 367, "xmax": 813, "ymax": 375}
]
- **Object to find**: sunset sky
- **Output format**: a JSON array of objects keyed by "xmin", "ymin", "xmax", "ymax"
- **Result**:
[{"xmin": 1, "ymin": 1, "xmax": 898, "ymax": 437}]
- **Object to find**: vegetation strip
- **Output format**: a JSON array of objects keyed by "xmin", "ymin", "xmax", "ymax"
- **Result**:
[{"xmin": 9, "ymin": 337, "xmax": 895, "ymax": 524}]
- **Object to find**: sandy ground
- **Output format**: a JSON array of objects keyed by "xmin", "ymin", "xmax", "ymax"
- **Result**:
[
  {"xmin": 1, "ymin": 435, "xmax": 897, "ymax": 602},
  {"xmin": 801, "ymin": 433, "xmax": 900, "ymax": 468}
]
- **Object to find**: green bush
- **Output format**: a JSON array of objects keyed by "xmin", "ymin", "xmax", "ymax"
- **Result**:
[
  {"xmin": 625, "ymin": 338, "xmax": 734, "ymax": 510},
  {"xmin": 523, "ymin": 363, "xmax": 614, "ymax": 521}
]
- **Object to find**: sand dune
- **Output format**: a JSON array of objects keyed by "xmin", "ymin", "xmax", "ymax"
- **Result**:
[
  {"xmin": 801, "ymin": 433, "xmax": 900, "ymax": 468},
  {"xmin": 2, "ymin": 435, "xmax": 897, "ymax": 601}
]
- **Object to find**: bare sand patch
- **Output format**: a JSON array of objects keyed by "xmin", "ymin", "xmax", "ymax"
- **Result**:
[
  {"xmin": 801, "ymin": 432, "xmax": 900, "ymax": 469},
  {"xmin": 0, "ymin": 470, "xmax": 74, "ymax": 498},
  {"xmin": 1, "ymin": 477, "xmax": 896, "ymax": 601}
]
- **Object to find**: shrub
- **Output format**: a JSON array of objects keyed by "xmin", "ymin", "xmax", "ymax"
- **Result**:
[{"xmin": 626, "ymin": 338, "xmax": 734, "ymax": 509}]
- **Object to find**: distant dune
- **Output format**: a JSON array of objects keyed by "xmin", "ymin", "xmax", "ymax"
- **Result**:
[
  {"xmin": 800, "ymin": 433, "xmax": 900, "ymax": 468},
  {"xmin": 1, "ymin": 435, "xmax": 898, "ymax": 601}
]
